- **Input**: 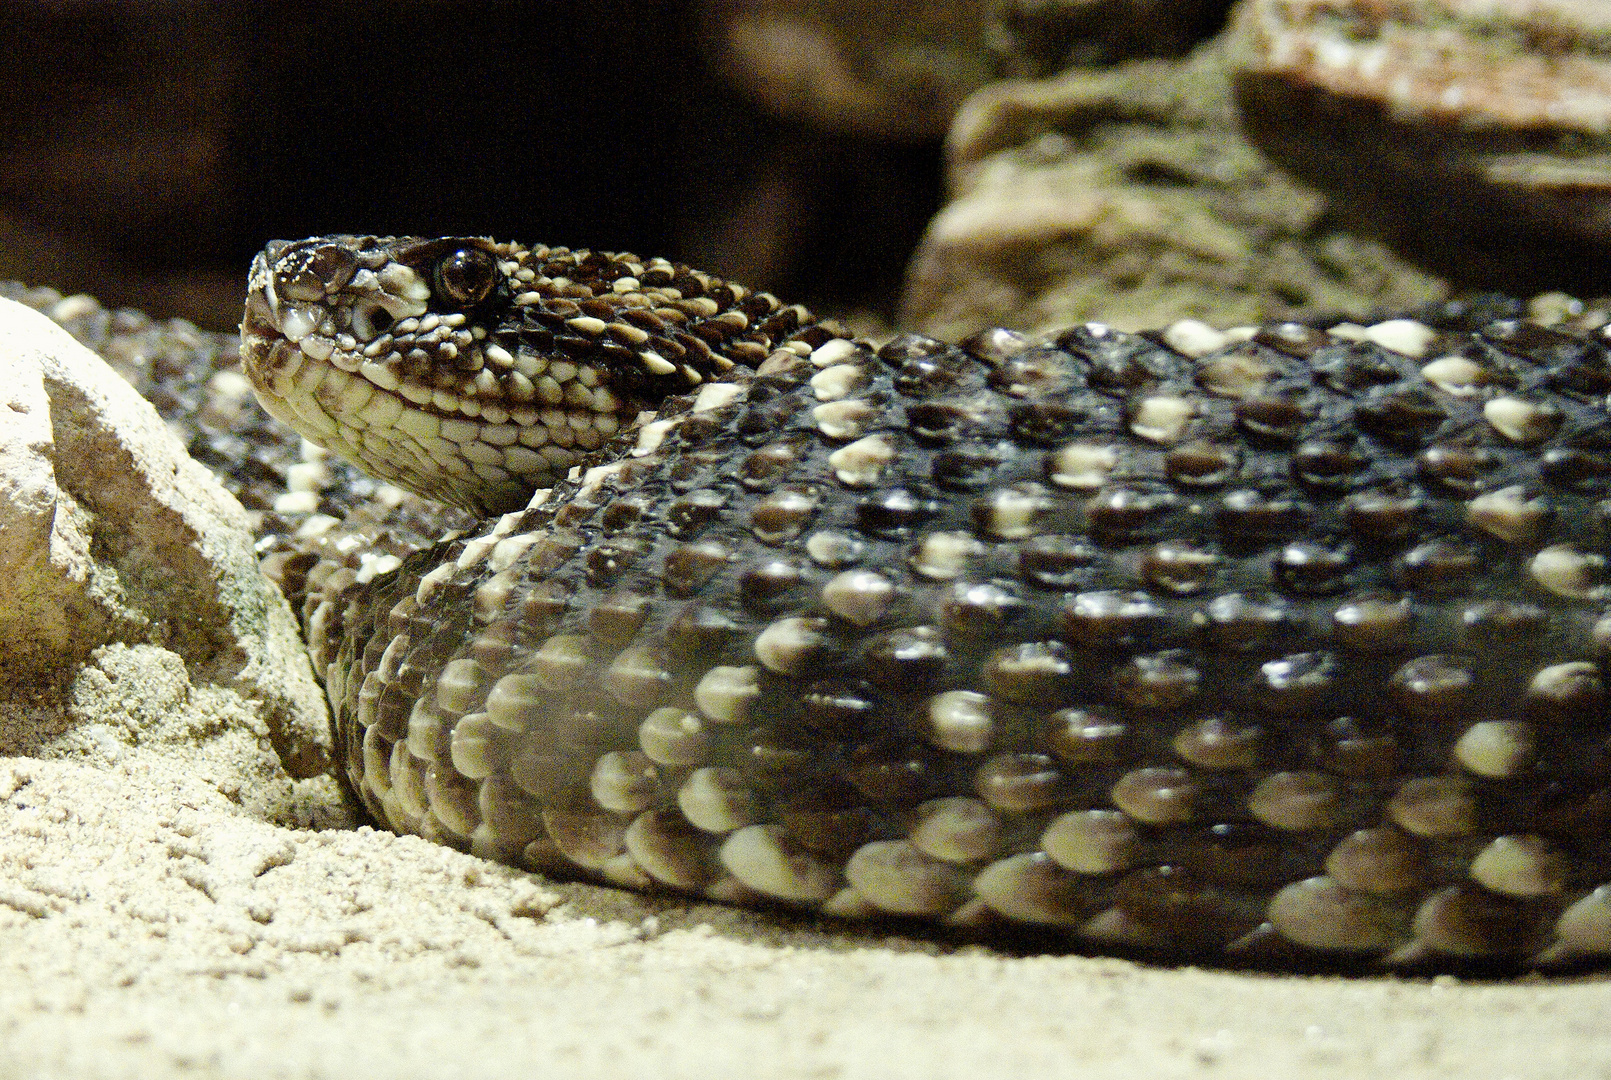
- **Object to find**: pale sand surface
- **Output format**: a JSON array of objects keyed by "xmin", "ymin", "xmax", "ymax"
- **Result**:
[
  {"xmin": 3, "ymin": 749, "xmax": 1610, "ymax": 1080},
  {"xmin": 1, "ymin": 293, "xmax": 1607, "ymax": 1080}
]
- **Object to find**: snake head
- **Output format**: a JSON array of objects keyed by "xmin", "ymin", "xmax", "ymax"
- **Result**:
[{"xmin": 242, "ymin": 235, "xmax": 823, "ymax": 514}]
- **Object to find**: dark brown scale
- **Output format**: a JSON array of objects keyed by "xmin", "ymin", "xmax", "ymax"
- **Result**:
[
  {"xmin": 737, "ymin": 560, "xmax": 809, "ymax": 614},
  {"xmin": 663, "ymin": 603, "xmax": 740, "ymax": 663},
  {"xmin": 1165, "ymin": 441, "xmax": 1241, "ymax": 486},
  {"xmin": 1236, "ymin": 392, "xmax": 1313, "ymax": 441},
  {"xmin": 1343, "ymin": 485, "xmax": 1425, "ymax": 542},
  {"xmin": 1312, "ymin": 342, "xmax": 1410, "ymax": 392},
  {"xmin": 862, "ymin": 626, "xmax": 950, "ymax": 694},
  {"xmin": 1419, "ymin": 443, "xmax": 1502, "ymax": 494},
  {"xmin": 1112, "ymin": 864, "xmax": 1264, "ymax": 949},
  {"xmin": 1111, "ymin": 650, "xmax": 1201, "ymax": 710},
  {"xmin": 940, "ymin": 581, "xmax": 1025, "ymax": 639},
  {"xmin": 1056, "ymin": 325, "xmax": 1192, "ymax": 390},
  {"xmin": 801, "ymin": 682, "xmax": 881, "ymax": 738},
  {"xmin": 1016, "ymin": 534, "xmax": 1097, "ymax": 590},
  {"xmin": 1217, "ymin": 487, "xmax": 1314, "ymax": 542},
  {"xmin": 220, "ymin": 239, "xmax": 1611, "ymax": 969},
  {"xmin": 780, "ymin": 785, "xmax": 873, "ymax": 857},
  {"xmin": 856, "ymin": 488, "xmax": 940, "ymax": 537},
  {"xmin": 1062, "ymin": 591, "xmax": 1170, "ymax": 650},
  {"xmin": 1011, "ymin": 401, "xmax": 1105, "ymax": 445},
  {"xmin": 1254, "ymin": 322, "xmax": 1330, "ymax": 358},
  {"xmin": 1139, "ymin": 540, "xmax": 1221, "ymax": 594},
  {"xmin": 741, "ymin": 441, "xmax": 807, "ymax": 486},
  {"xmin": 1088, "ymin": 485, "xmax": 1183, "ymax": 543},
  {"xmin": 1292, "ymin": 439, "xmax": 1369, "ymax": 488},
  {"xmin": 1044, "ymin": 708, "xmax": 1134, "ymax": 767},
  {"xmin": 1354, "ymin": 387, "xmax": 1449, "ymax": 449},
  {"xmin": 665, "ymin": 489, "xmax": 728, "ymax": 538},
  {"xmin": 1395, "ymin": 538, "xmax": 1482, "ymax": 594},
  {"xmin": 739, "ymin": 725, "xmax": 822, "ymax": 794},
  {"xmin": 907, "ymin": 401, "xmax": 982, "ymax": 442},
  {"xmin": 1273, "ymin": 539, "xmax": 1356, "ymax": 596},
  {"xmin": 1200, "ymin": 592, "xmax": 1303, "ymax": 652},
  {"xmin": 845, "ymin": 740, "xmax": 933, "ymax": 803},
  {"xmin": 981, "ymin": 641, "xmax": 1080, "ymax": 704},
  {"xmin": 932, "ymin": 446, "xmax": 1004, "ymax": 490},
  {"xmin": 1164, "ymin": 822, "xmax": 1294, "ymax": 891},
  {"xmin": 587, "ymin": 590, "xmax": 652, "ymax": 643},
  {"xmin": 1390, "ymin": 655, "xmax": 1479, "ymax": 718},
  {"xmin": 1252, "ymin": 652, "xmax": 1345, "ymax": 716},
  {"xmin": 961, "ymin": 327, "xmax": 1032, "ymax": 364},
  {"xmin": 661, "ymin": 542, "xmax": 731, "ymax": 596},
  {"xmin": 1540, "ymin": 447, "xmax": 1611, "ymax": 489}
]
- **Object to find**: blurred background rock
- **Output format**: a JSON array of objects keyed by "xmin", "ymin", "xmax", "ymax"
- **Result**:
[{"xmin": 2, "ymin": 0, "xmax": 1608, "ymax": 336}]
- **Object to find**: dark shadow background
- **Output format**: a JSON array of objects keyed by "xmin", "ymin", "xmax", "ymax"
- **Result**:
[{"xmin": 0, "ymin": 0, "xmax": 944, "ymax": 329}]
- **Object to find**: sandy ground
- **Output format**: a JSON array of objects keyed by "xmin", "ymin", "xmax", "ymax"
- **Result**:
[
  {"xmin": 3, "ymin": 745, "xmax": 1609, "ymax": 1080},
  {"xmin": 2, "ymin": 291, "xmax": 1608, "ymax": 1080}
]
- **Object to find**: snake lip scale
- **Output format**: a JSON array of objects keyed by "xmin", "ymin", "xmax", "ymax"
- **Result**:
[{"xmin": 242, "ymin": 234, "xmax": 1611, "ymax": 970}]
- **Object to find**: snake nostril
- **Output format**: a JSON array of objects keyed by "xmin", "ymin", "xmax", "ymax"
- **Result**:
[{"xmin": 306, "ymin": 243, "xmax": 359, "ymax": 293}]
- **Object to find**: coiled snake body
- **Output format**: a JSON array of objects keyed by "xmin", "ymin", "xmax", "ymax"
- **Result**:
[{"xmin": 240, "ymin": 235, "xmax": 1611, "ymax": 968}]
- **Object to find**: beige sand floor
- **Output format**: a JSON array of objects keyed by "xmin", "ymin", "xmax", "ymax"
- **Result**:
[{"xmin": 3, "ymin": 750, "xmax": 1609, "ymax": 1080}]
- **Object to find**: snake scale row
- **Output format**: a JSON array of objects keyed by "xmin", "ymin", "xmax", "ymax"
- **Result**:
[{"xmin": 115, "ymin": 234, "xmax": 1611, "ymax": 968}]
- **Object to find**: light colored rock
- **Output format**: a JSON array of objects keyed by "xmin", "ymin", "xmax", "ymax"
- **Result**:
[
  {"xmin": 1230, "ymin": 0, "xmax": 1611, "ymax": 293},
  {"xmin": 903, "ymin": 41, "xmax": 1447, "ymax": 337},
  {"xmin": 0, "ymin": 297, "xmax": 333, "ymax": 815}
]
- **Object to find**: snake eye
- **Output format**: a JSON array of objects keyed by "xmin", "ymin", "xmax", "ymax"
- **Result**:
[{"xmin": 434, "ymin": 247, "xmax": 497, "ymax": 307}]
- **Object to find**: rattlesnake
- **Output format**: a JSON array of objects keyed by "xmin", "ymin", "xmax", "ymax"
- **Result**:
[{"xmin": 32, "ymin": 234, "xmax": 1611, "ymax": 968}]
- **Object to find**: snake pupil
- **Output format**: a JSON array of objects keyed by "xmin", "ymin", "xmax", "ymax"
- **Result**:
[{"xmin": 435, "ymin": 247, "xmax": 497, "ymax": 306}]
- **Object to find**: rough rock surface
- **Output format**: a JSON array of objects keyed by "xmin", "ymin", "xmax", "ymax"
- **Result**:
[
  {"xmin": 902, "ymin": 40, "xmax": 1448, "ymax": 338},
  {"xmin": 1230, "ymin": 0, "xmax": 1611, "ymax": 294},
  {"xmin": 0, "ymin": 296, "xmax": 334, "ymax": 814}
]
